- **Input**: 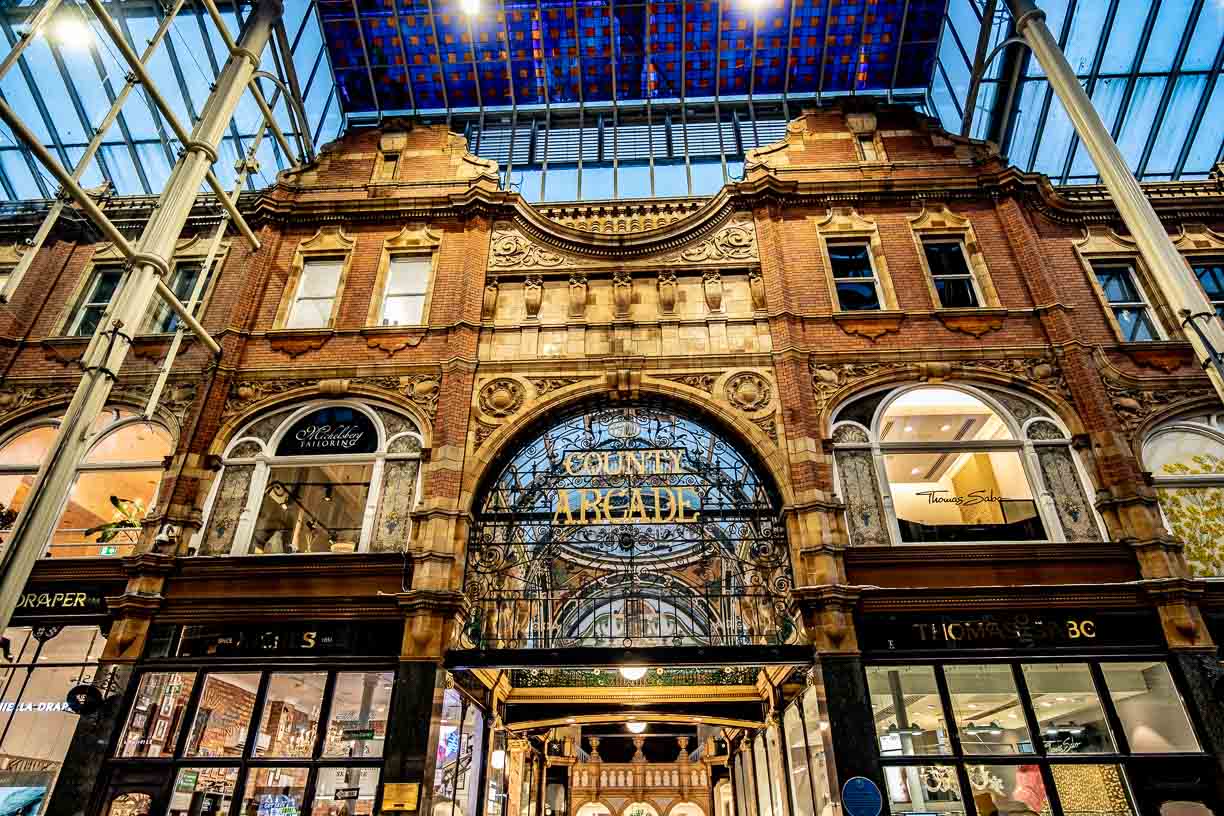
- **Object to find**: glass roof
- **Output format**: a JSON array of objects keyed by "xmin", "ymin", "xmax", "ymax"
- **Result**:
[{"xmin": 0, "ymin": 0, "xmax": 1219, "ymax": 203}]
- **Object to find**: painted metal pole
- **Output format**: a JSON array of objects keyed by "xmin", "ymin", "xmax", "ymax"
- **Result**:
[
  {"xmin": 0, "ymin": 0, "xmax": 187, "ymax": 303},
  {"xmin": 0, "ymin": 0, "xmax": 282, "ymax": 634},
  {"xmin": 1006, "ymin": 0, "xmax": 1224, "ymax": 402}
]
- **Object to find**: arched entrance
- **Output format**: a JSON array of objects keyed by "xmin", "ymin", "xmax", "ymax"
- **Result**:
[{"xmin": 459, "ymin": 400, "xmax": 799, "ymax": 657}]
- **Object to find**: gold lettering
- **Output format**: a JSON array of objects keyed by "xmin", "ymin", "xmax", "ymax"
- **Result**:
[
  {"xmin": 302, "ymin": 631, "xmax": 317, "ymax": 648},
  {"xmin": 603, "ymin": 489, "xmax": 625, "ymax": 521},
  {"xmin": 947, "ymin": 623, "xmax": 964, "ymax": 640},
  {"xmin": 583, "ymin": 453, "xmax": 601, "ymax": 475},
  {"xmin": 604, "ymin": 453, "xmax": 622, "ymax": 475},
  {"xmin": 73, "ymin": 592, "xmax": 86, "ymax": 608},
  {"xmin": 628, "ymin": 489, "xmax": 648, "ymax": 522},
  {"xmin": 552, "ymin": 490, "xmax": 576, "ymax": 525},
  {"xmin": 1080, "ymin": 620, "xmax": 1096, "ymax": 638},
  {"xmin": 564, "ymin": 454, "xmax": 583, "ymax": 476},
  {"xmin": 580, "ymin": 489, "xmax": 602, "ymax": 523},
  {"xmin": 675, "ymin": 488, "xmax": 701, "ymax": 522},
  {"xmin": 669, "ymin": 449, "xmax": 682, "ymax": 472},
  {"xmin": 623, "ymin": 451, "xmax": 643, "ymax": 475}
]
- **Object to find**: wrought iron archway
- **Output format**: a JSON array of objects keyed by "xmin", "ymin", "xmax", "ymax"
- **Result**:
[{"xmin": 462, "ymin": 401, "xmax": 797, "ymax": 652}]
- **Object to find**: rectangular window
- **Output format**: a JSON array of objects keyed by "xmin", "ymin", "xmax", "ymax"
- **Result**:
[
  {"xmin": 923, "ymin": 240, "xmax": 980, "ymax": 308},
  {"xmin": 253, "ymin": 464, "xmax": 373, "ymax": 555},
  {"xmin": 380, "ymin": 256, "xmax": 430, "ymax": 326},
  {"xmin": 167, "ymin": 767, "xmax": 239, "ymax": 816},
  {"xmin": 68, "ymin": 266, "xmax": 126, "ymax": 336},
  {"xmin": 866, "ymin": 665, "xmax": 951, "ymax": 755},
  {"xmin": 118, "ymin": 671, "xmax": 198, "ymax": 757},
  {"xmin": 286, "ymin": 259, "xmax": 343, "ymax": 329},
  {"xmin": 1094, "ymin": 262, "xmax": 1159, "ymax": 341},
  {"xmin": 323, "ymin": 671, "xmax": 394, "ymax": 758},
  {"xmin": 144, "ymin": 261, "xmax": 213, "ymax": 333},
  {"xmin": 1021, "ymin": 663, "xmax": 1116, "ymax": 753},
  {"xmin": 828, "ymin": 241, "xmax": 882, "ymax": 311},
  {"xmin": 943, "ymin": 664, "xmax": 1034, "ymax": 755},
  {"xmin": 857, "ymin": 133, "xmax": 881, "ymax": 162},
  {"xmin": 379, "ymin": 152, "xmax": 399, "ymax": 180},
  {"xmin": 254, "ymin": 672, "xmax": 326, "ymax": 757},
  {"xmin": 184, "ymin": 672, "xmax": 261, "ymax": 757},
  {"xmin": 884, "ymin": 765, "xmax": 964, "ymax": 815},
  {"xmin": 1191, "ymin": 256, "xmax": 1224, "ymax": 318},
  {"xmin": 1099, "ymin": 661, "xmax": 1201, "ymax": 752}
]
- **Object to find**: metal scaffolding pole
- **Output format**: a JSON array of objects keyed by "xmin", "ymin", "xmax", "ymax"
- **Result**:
[
  {"xmin": 1005, "ymin": 0, "xmax": 1224, "ymax": 404},
  {"xmin": 0, "ymin": 0, "xmax": 283, "ymax": 634}
]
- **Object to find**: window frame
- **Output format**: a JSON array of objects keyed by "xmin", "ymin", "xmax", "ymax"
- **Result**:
[
  {"xmin": 1187, "ymin": 254, "xmax": 1224, "ymax": 319},
  {"xmin": 1090, "ymin": 259, "xmax": 1165, "ymax": 343},
  {"xmin": 0, "ymin": 409, "xmax": 174, "ymax": 558},
  {"xmin": 274, "ymin": 228, "xmax": 355, "ymax": 331},
  {"xmin": 864, "ymin": 655, "xmax": 1207, "ymax": 816},
  {"xmin": 826, "ymin": 240, "xmax": 884, "ymax": 311},
  {"xmin": 366, "ymin": 224, "xmax": 442, "ymax": 329},
  {"xmin": 908, "ymin": 204, "xmax": 1001, "ymax": 311},
  {"xmin": 814, "ymin": 208, "xmax": 898, "ymax": 313},
  {"xmin": 141, "ymin": 256, "xmax": 224, "ymax": 335},
  {"xmin": 65, "ymin": 264, "xmax": 128, "ymax": 337},
  {"xmin": 921, "ymin": 238, "xmax": 984, "ymax": 309},
  {"xmin": 201, "ymin": 400, "xmax": 423, "ymax": 557}
]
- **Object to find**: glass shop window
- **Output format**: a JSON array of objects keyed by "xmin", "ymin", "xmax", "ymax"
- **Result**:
[
  {"xmin": 118, "ymin": 672, "xmax": 199, "ymax": 757},
  {"xmin": 1099, "ymin": 662, "xmax": 1200, "ymax": 753},
  {"xmin": 0, "ymin": 625, "xmax": 107, "ymax": 813},
  {"xmin": 431, "ymin": 688, "xmax": 486, "ymax": 816},
  {"xmin": 943, "ymin": 664, "xmax": 1034, "ymax": 755},
  {"xmin": 923, "ymin": 241, "xmax": 980, "ymax": 308},
  {"xmin": 1021, "ymin": 663, "xmax": 1116, "ymax": 753},
  {"xmin": 780, "ymin": 686, "xmax": 831, "ymax": 816},
  {"xmin": 883, "ymin": 764, "xmax": 966, "ymax": 816},
  {"xmin": 828, "ymin": 241, "xmax": 882, "ymax": 311},
  {"xmin": 322, "ymin": 671, "xmax": 393, "ymax": 759},
  {"xmin": 0, "ymin": 408, "xmax": 173, "ymax": 558},
  {"xmin": 286, "ymin": 258, "xmax": 344, "ymax": 329},
  {"xmin": 866, "ymin": 665, "xmax": 951, "ymax": 755},
  {"xmin": 67, "ymin": 265, "xmax": 126, "ymax": 336},
  {"xmin": 879, "ymin": 388, "xmax": 1045, "ymax": 543},
  {"xmin": 254, "ymin": 464, "xmax": 373, "ymax": 555}
]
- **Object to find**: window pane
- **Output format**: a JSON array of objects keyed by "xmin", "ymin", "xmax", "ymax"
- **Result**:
[
  {"xmin": 73, "ymin": 305, "xmax": 107, "ymax": 337},
  {"xmin": 286, "ymin": 297, "xmax": 335, "ymax": 329},
  {"xmin": 254, "ymin": 464, "xmax": 373, "ymax": 555},
  {"xmin": 976, "ymin": 765, "xmax": 1048, "ymax": 813},
  {"xmin": 0, "ymin": 664, "xmax": 100, "ymax": 802},
  {"xmin": 828, "ymin": 243, "xmax": 873, "ymax": 279},
  {"xmin": 943, "ymin": 664, "xmax": 1034, "ymax": 756},
  {"xmin": 323, "ymin": 671, "xmax": 393, "ymax": 758},
  {"xmin": 1021, "ymin": 663, "xmax": 1115, "ymax": 753},
  {"xmin": 255, "ymin": 672, "xmax": 326, "ymax": 757},
  {"xmin": 836, "ymin": 281, "xmax": 881, "ymax": 311},
  {"xmin": 782, "ymin": 701, "xmax": 814, "ymax": 816},
  {"xmin": 387, "ymin": 257, "xmax": 430, "ymax": 295},
  {"xmin": 1113, "ymin": 307, "xmax": 1157, "ymax": 342},
  {"xmin": 299, "ymin": 260, "xmax": 344, "ymax": 297},
  {"xmin": 90, "ymin": 268, "xmax": 126, "ymax": 304},
  {"xmin": 923, "ymin": 241, "xmax": 970, "ymax": 278},
  {"xmin": 434, "ymin": 689, "xmax": 464, "ymax": 803},
  {"xmin": 311, "ymin": 767, "xmax": 381, "ymax": 816},
  {"xmin": 1049, "ymin": 764, "xmax": 1136, "ymax": 816},
  {"xmin": 238, "ymin": 767, "xmax": 309, "ymax": 816},
  {"xmin": 86, "ymin": 422, "xmax": 174, "ymax": 463},
  {"xmin": 381, "ymin": 294, "xmax": 426, "ymax": 326},
  {"xmin": 800, "ymin": 686, "xmax": 830, "ymax": 814},
  {"xmin": 118, "ymin": 671, "xmax": 198, "ymax": 757},
  {"xmin": 885, "ymin": 451, "xmax": 1045, "ymax": 543},
  {"xmin": 184, "ymin": 672, "xmax": 261, "ymax": 757},
  {"xmin": 881, "ymin": 387, "xmax": 1013, "ymax": 443},
  {"xmin": 166, "ymin": 767, "xmax": 239, "ymax": 816},
  {"xmin": 933, "ymin": 277, "xmax": 979, "ymax": 308},
  {"xmin": 752, "ymin": 733, "xmax": 772, "ymax": 816},
  {"xmin": 1194, "ymin": 259, "xmax": 1224, "ymax": 301},
  {"xmin": 53, "ymin": 469, "xmax": 165, "ymax": 558},
  {"xmin": 1100, "ymin": 662, "xmax": 1201, "ymax": 753},
  {"xmin": 884, "ymin": 765, "xmax": 964, "ymax": 815},
  {"xmin": 1095, "ymin": 266, "xmax": 1142, "ymax": 303},
  {"xmin": 0, "ymin": 424, "xmax": 58, "ymax": 466},
  {"xmin": 866, "ymin": 665, "xmax": 951, "ymax": 756}
]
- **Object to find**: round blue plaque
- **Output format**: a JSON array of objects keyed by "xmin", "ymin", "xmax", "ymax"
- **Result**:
[{"xmin": 841, "ymin": 776, "xmax": 883, "ymax": 816}]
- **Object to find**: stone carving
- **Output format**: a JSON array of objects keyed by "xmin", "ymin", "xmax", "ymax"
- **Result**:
[
  {"xmin": 490, "ymin": 224, "xmax": 573, "ymax": 270},
  {"xmin": 993, "ymin": 392, "xmax": 1051, "ymax": 423},
  {"xmin": 474, "ymin": 419, "xmax": 500, "ymax": 448},
  {"xmin": 224, "ymin": 379, "xmax": 317, "ymax": 419},
  {"xmin": 228, "ymin": 440, "xmax": 263, "ymax": 458},
  {"xmin": 963, "ymin": 354, "xmax": 1072, "ymax": 401},
  {"xmin": 1036, "ymin": 446, "xmax": 1103, "ymax": 542},
  {"xmin": 1026, "ymin": 419, "xmax": 1066, "ymax": 440},
  {"xmin": 1104, "ymin": 379, "xmax": 1215, "ymax": 434},
  {"xmin": 0, "ymin": 380, "xmax": 197, "ymax": 425},
  {"xmin": 529, "ymin": 377, "xmax": 589, "ymax": 396},
  {"xmin": 223, "ymin": 374, "xmax": 441, "ymax": 422},
  {"xmin": 479, "ymin": 379, "xmax": 524, "ymax": 418},
  {"xmin": 752, "ymin": 412, "xmax": 778, "ymax": 441},
  {"xmin": 482, "ymin": 276, "xmax": 499, "ymax": 320},
  {"xmin": 702, "ymin": 269, "xmax": 723, "ymax": 313},
  {"xmin": 372, "ymin": 459, "xmax": 421, "ymax": 551},
  {"xmin": 810, "ymin": 361, "xmax": 915, "ymax": 414},
  {"xmin": 524, "ymin": 275, "xmax": 543, "ymax": 319},
  {"xmin": 534, "ymin": 200, "xmax": 705, "ymax": 234},
  {"xmin": 388, "ymin": 434, "xmax": 423, "ymax": 454},
  {"xmin": 726, "ymin": 372, "xmax": 772, "ymax": 413},
  {"xmin": 612, "ymin": 269, "xmax": 633, "ymax": 316},
  {"xmin": 657, "ymin": 270, "xmax": 678, "ymax": 315},
  {"xmin": 0, "ymin": 383, "xmax": 75, "ymax": 418},
  {"xmin": 748, "ymin": 268, "xmax": 766, "ymax": 311},
  {"xmin": 666, "ymin": 214, "xmax": 758, "ymax": 264},
  {"xmin": 654, "ymin": 373, "xmax": 717, "ymax": 394},
  {"xmin": 198, "ymin": 464, "xmax": 255, "ymax": 555},
  {"xmin": 568, "ymin": 274, "xmax": 588, "ymax": 318},
  {"xmin": 832, "ymin": 424, "xmax": 869, "ymax": 443},
  {"xmin": 834, "ymin": 450, "xmax": 890, "ymax": 547},
  {"xmin": 397, "ymin": 375, "xmax": 441, "ymax": 418}
]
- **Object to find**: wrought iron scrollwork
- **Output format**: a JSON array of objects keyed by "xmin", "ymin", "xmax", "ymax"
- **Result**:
[{"xmin": 464, "ymin": 403, "xmax": 797, "ymax": 650}]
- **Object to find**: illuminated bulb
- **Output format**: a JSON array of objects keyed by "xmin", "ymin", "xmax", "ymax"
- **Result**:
[
  {"xmin": 1040, "ymin": 702, "xmax": 1053, "ymax": 708},
  {"xmin": 566, "ymin": 718, "xmax": 576, "ymax": 723},
  {"xmin": 619, "ymin": 665, "xmax": 648, "ymax": 681},
  {"xmin": 904, "ymin": 425, "xmax": 914, "ymax": 432},
  {"xmin": 940, "ymin": 424, "xmax": 952, "ymax": 432},
  {"xmin": 910, "ymin": 467, "xmax": 922, "ymax": 475},
  {"xmin": 50, "ymin": 16, "xmax": 92, "ymax": 47},
  {"xmin": 460, "ymin": 0, "xmax": 479, "ymax": 13},
  {"xmin": 491, "ymin": 749, "xmax": 506, "ymax": 769},
  {"xmin": 626, "ymin": 720, "xmax": 647, "ymax": 734},
  {"xmin": 967, "ymin": 703, "xmax": 980, "ymax": 709}
]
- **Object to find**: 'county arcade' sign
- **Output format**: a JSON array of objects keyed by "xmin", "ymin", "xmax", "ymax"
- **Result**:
[{"xmin": 550, "ymin": 448, "xmax": 703, "ymax": 525}]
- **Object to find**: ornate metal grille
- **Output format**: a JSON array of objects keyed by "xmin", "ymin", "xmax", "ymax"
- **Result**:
[{"xmin": 464, "ymin": 403, "xmax": 796, "ymax": 650}]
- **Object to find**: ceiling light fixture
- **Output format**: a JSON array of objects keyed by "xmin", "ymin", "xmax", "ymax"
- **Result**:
[
  {"xmin": 619, "ymin": 665, "xmax": 648, "ymax": 681},
  {"xmin": 626, "ymin": 720, "xmax": 647, "ymax": 734},
  {"xmin": 460, "ymin": 0, "xmax": 479, "ymax": 14}
]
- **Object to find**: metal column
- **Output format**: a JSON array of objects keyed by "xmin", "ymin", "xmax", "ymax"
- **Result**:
[
  {"xmin": 1005, "ymin": 0, "xmax": 1224, "ymax": 402},
  {"xmin": 0, "ymin": 0, "xmax": 283, "ymax": 634}
]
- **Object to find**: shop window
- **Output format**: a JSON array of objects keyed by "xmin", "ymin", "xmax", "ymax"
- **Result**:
[
  {"xmin": 107, "ymin": 792, "xmax": 153, "ymax": 816},
  {"xmin": 923, "ymin": 241, "xmax": 981, "ymax": 308},
  {"xmin": 1190, "ymin": 257, "xmax": 1224, "ymax": 317},
  {"xmin": 780, "ymin": 686, "xmax": 831, "ymax": 816},
  {"xmin": 431, "ymin": 687, "xmax": 485, "ymax": 816},
  {"xmin": 117, "ymin": 672, "xmax": 199, "ymax": 757},
  {"xmin": 866, "ymin": 665, "xmax": 951, "ymax": 755},
  {"xmin": 0, "ymin": 408, "xmax": 173, "ymax": 558},
  {"xmin": 1020, "ymin": 663, "xmax": 1115, "ymax": 753},
  {"xmin": 1099, "ymin": 662, "xmax": 1200, "ymax": 753},
  {"xmin": 255, "ymin": 672, "xmax": 327, "ymax": 757},
  {"xmin": 1093, "ymin": 262, "xmax": 1161, "ymax": 342},
  {"xmin": 143, "ymin": 261, "xmax": 216, "ymax": 334},
  {"xmin": 239, "ymin": 767, "xmax": 309, "ymax": 816},
  {"xmin": 0, "ymin": 625, "xmax": 106, "ymax": 812},
  {"xmin": 1143, "ymin": 414, "xmax": 1224, "ymax": 577},
  {"xmin": 943, "ymin": 664, "xmax": 1034, "ymax": 755},
  {"xmin": 883, "ymin": 765, "xmax": 965, "ymax": 815},
  {"xmin": 1049, "ymin": 764, "xmax": 1136, "ymax": 815},
  {"xmin": 322, "ymin": 671, "xmax": 393, "ymax": 758},
  {"xmin": 184, "ymin": 672, "xmax": 261, "ymax": 757},
  {"xmin": 828, "ymin": 242, "xmax": 882, "ymax": 311},
  {"xmin": 311, "ymin": 767, "xmax": 381, "ymax": 816},
  {"xmin": 198, "ymin": 402, "xmax": 423, "ymax": 556},
  {"xmin": 66, "ymin": 265, "xmax": 126, "ymax": 336},
  {"xmin": 167, "ymin": 767, "xmax": 239, "ymax": 816}
]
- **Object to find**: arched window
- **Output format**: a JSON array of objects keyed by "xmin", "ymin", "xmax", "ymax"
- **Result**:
[
  {"xmin": 831, "ymin": 385, "xmax": 1102, "ymax": 546},
  {"xmin": 198, "ymin": 401, "xmax": 423, "ymax": 556},
  {"xmin": 0, "ymin": 407, "xmax": 173, "ymax": 557},
  {"xmin": 1143, "ymin": 413, "xmax": 1224, "ymax": 577}
]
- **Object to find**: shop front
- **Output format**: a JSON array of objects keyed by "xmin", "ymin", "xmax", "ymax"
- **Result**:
[
  {"xmin": 98, "ymin": 620, "xmax": 403, "ymax": 816},
  {"xmin": 857, "ymin": 608, "xmax": 1218, "ymax": 816}
]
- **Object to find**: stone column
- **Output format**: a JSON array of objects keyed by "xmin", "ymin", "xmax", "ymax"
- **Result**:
[{"xmin": 506, "ymin": 738, "xmax": 531, "ymax": 816}]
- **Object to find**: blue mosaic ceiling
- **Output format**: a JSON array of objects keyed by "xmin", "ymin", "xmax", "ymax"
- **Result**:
[{"xmin": 320, "ymin": 0, "xmax": 945, "ymax": 113}]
